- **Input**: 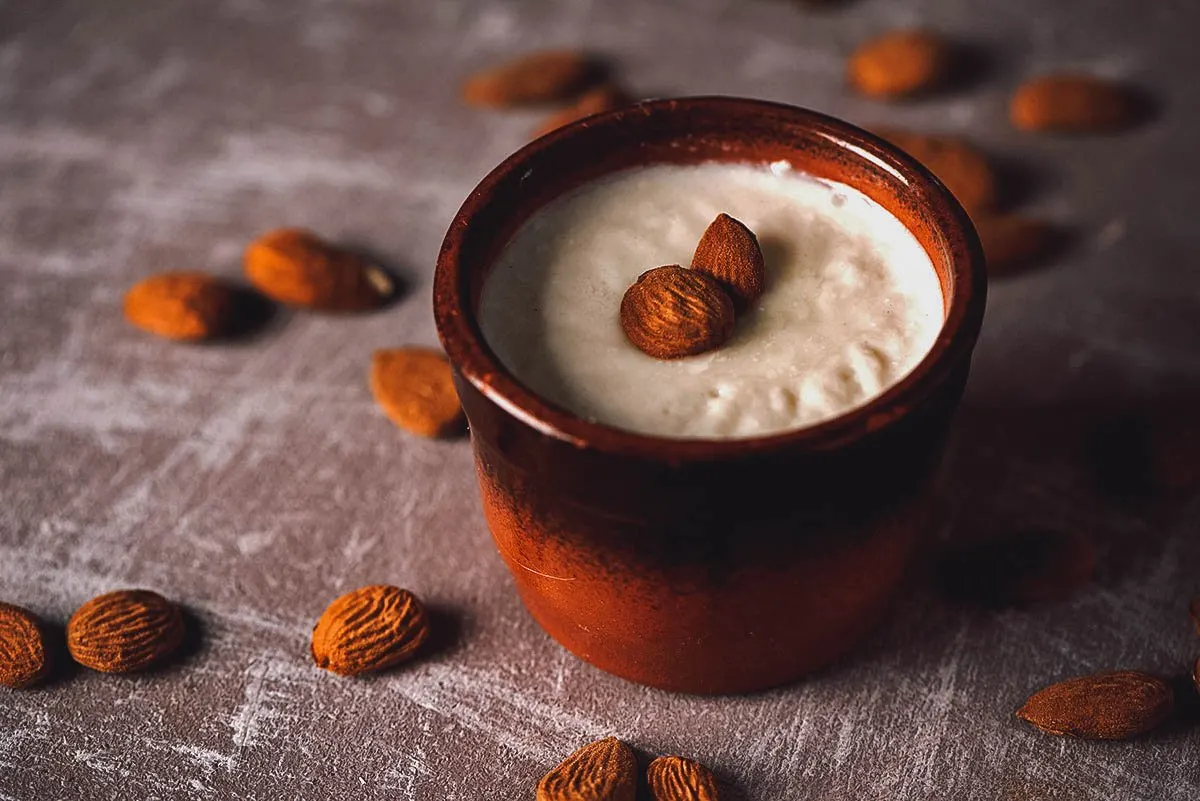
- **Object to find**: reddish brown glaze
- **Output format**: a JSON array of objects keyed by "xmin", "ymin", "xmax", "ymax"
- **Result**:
[{"xmin": 434, "ymin": 97, "xmax": 986, "ymax": 694}]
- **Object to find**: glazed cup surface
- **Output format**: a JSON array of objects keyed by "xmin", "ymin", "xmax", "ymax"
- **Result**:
[{"xmin": 435, "ymin": 97, "xmax": 986, "ymax": 694}]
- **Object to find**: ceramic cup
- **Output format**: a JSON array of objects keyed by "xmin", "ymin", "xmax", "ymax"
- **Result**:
[{"xmin": 434, "ymin": 97, "xmax": 986, "ymax": 694}]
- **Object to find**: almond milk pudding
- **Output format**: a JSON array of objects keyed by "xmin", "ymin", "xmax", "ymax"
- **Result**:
[{"xmin": 478, "ymin": 161, "xmax": 945, "ymax": 439}]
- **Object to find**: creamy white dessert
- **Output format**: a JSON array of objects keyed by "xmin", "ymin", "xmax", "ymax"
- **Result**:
[{"xmin": 479, "ymin": 162, "xmax": 944, "ymax": 439}]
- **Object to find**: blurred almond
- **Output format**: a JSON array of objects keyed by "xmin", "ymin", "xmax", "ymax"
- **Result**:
[
  {"xmin": 875, "ymin": 129, "xmax": 996, "ymax": 213},
  {"xmin": 0, "ymin": 602, "xmax": 50, "ymax": 689},
  {"xmin": 123, "ymin": 271, "xmax": 234, "ymax": 341},
  {"xmin": 369, "ymin": 347, "xmax": 465, "ymax": 438},
  {"xmin": 1011, "ymin": 75, "xmax": 1139, "ymax": 133},
  {"xmin": 1017, "ymin": 671, "xmax": 1173, "ymax": 740},
  {"xmin": 312, "ymin": 585, "xmax": 429, "ymax": 676},
  {"xmin": 244, "ymin": 228, "xmax": 392, "ymax": 311},
  {"xmin": 647, "ymin": 755, "xmax": 719, "ymax": 801},
  {"xmin": 537, "ymin": 737, "xmax": 637, "ymax": 801},
  {"xmin": 462, "ymin": 50, "xmax": 596, "ymax": 108},
  {"xmin": 67, "ymin": 590, "xmax": 184, "ymax": 673},
  {"xmin": 848, "ymin": 30, "xmax": 951, "ymax": 98}
]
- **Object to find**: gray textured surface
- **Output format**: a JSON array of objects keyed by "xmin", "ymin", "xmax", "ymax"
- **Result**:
[{"xmin": 1, "ymin": 0, "xmax": 1198, "ymax": 798}]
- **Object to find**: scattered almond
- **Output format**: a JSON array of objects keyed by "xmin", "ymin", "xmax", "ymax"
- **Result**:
[
  {"xmin": 123, "ymin": 271, "xmax": 234, "ymax": 341},
  {"xmin": 533, "ymin": 84, "xmax": 631, "ymax": 138},
  {"xmin": 647, "ymin": 755, "xmax": 719, "ymax": 801},
  {"xmin": 974, "ymin": 215, "xmax": 1054, "ymax": 274},
  {"xmin": 620, "ymin": 266, "xmax": 736, "ymax": 360},
  {"xmin": 244, "ymin": 228, "xmax": 392, "ymax": 311},
  {"xmin": 691, "ymin": 213, "xmax": 766, "ymax": 309},
  {"xmin": 311, "ymin": 585, "xmax": 429, "ymax": 676},
  {"xmin": 848, "ymin": 30, "xmax": 951, "ymax": 98},
  {"xmin": 369, "ymin": 347, "xmax": 465, "ymax": 438},
  {"xmin": 1017, "ymin": 670, "xmax": 1173, "ymax": 740},
  {"xmin": 67, "ymin": 590, "xmax": 185, "ymax": 673},
  {"xmin": 0, "ymin": 602, "xmax": 50, "ymax": 689},
  {"xmin": 537, "ymin": 737, "xmax": 637, "ymax": 801},
  {"xmin": 1010, "ymin": 75, "xmax": 1139, "ymax": 133},
  {"xmin": 462, "ymin": 50, "xmax": 596, "ymax": 108},
  {"xmin": 875, "ymin": 129, "xmax": 996, "ymax": 213},
  {"xmin": 1190, "ymin": 597, "xmax": 1200, "ymax": 636}
]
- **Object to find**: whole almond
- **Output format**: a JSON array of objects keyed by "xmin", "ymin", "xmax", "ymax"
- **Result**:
[
  {"xmin": 1017, "ymin": 671, "xmax": 1173, "ymax": 740},
  {"xmin": 848, "ymin": 30, "xmax": 951, "ymax": 98},
  {"xmin": 536, "ymin": 737, "xmax": 637, "ymax": 801},
  {"xmin": 311, "ymin": 585, "xmax": 429, "ymax": 676},
  {"xmin": 533, "ymin": 84, "xmax": 631, "ymax": 139},
  {"xmin": 620, "ymin": 266, "xmax": 736, "ymax": 360},
  {"xmin": 1190, "ymin": 597, "xmax": 1200, "ymax": 636},
  {"xmin": 462, "ymin": 50, "xmax": 595, "ymax": 108},
  {"xmin": 974, "ymin": 215, "xmax": 1053, "ymax": 274},
  {"xmin": 244, "ymin": 228, "xmax": 392, "ymax": 311},
  {"xmin": 123, "ymin": 271, "xmax": 234, "ymax": 341},
  {"xmin": 647, "ymin": 755, "xmax": 719, "ymax": 801},
  {"xmin": 369, "ymin": 347, "xmax": 465, "ymax": 438},
  {"xmin": 1010, "ymin": 75, "xmax": 1139, "ymax": 133},
  {"xmin": 0, "ymin": 602, "xmax": 50, "ymax": 689},
  {"xmin": 67, "ymin": 590, "xmax": 185, "ymax": 673},
  {"xmin": 691, "ymin": 213, "xmax": 766, "ymax": 309},
  {"xmin": 875, "ymin": 129, "xmax": 996, "ymax": 213}
]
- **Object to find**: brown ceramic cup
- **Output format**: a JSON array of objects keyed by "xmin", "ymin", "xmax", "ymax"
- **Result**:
[{"xmin": 434, "ymin": 97, "xmax": 986, "ymax": 694}]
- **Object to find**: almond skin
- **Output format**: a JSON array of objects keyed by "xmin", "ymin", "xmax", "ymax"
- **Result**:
[
  {"xmin": 848, "ymin": 30, "xmax": 950, "ymax": 98},
  {"xmin": 1011, "ymin": 75, "xmax": 1139, "ymax": 133},
  {"xmin": 0, "ymin": 602, "xmax": 50, "ymax": 689},
  {"xmin": 311, "ymin": 585, "xmax": 429, "ymax": 677},
  {"xmin": 537, "ymin": 737, "xmax": 637, "ymax": 801},
  {"xmin": 974, "ymin": 215, "xmax": 1053, "ymax": 274},
  {"xmin": 123, "ymin": 271, "xmax": 234, "ymax": 341},
  {"xmin": 1017, "ymin": 671, "xmax": 1174, "ymax": 740},
  {"xmin": 67, "ymin": 590, "xmax": 185, "ymax": 673},
  {"xmin": 244, "ymin": 228, "xmax": 392, "ymax": 311},
  {"xmin": 532, "ymin": 84, "xmax": 631, "ymax": 138},
  {"xmin": 369, "ymin": 347, "xmax": 465, "ymax": 438},
  {"xmin": 875, "ymin": 129, "xmax": 996, "ymax": 214},
  {"xmin": 691, "ymin": 213, "xmax": 766, "ymax": 309},
  {"xmin": 620, "ymin": 266, "xmax": 736, "ymax": 360},
  {"xmin": 462, "ymin": 50, "xmax": 595, "ymax": 108},
  {"xmin": 647, "ymin": 755, "xmax": 719, "ymax": 801}
]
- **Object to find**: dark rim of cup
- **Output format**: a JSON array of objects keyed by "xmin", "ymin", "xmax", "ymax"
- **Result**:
[{"xmin": 434, "ymin": 96, "xmax": 986, "ymax": 463}]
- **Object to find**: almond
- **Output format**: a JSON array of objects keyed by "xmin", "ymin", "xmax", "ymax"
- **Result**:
[
  {"xmin": 691, "ymin": 213, "xmax": 766, "ymax": 309},
  {"xmin": 67, "ymin": 590, "xmax": 185, "ymax": 673},
  {"xmin": 369, "ymin": 347, "xmax": 465, "ymax": 438},
  {"xmin": 647, "ymin": 755, "xmax": 719, "ymax": 801},
  {"xmin": 974, "ymin": 215, "xmax": 1053, "ymax": 274},
  {"xmin": 536, "ymin": 737, "xmax": 637, "ymax": 801},
  {"xmin": 244, "ymin": 228, "xmax": 392, "ymax": 311},
  {"xmin": 462, "ymin": 50, "xmax": 596, "ymax": 108},
  {"xmin": 1010, "ymin": 75, "xmax": 1139, "ymax": 133},
  {"xmin": 311, "ymin": 585, "xmax": 429, "ymax": 676},
  {"xmin": 875, "ymin": 129, "xmax": 996, "ymax": 213},
  {"xmin": 1190, "ymin": 597, "xmax": 1200, "ymax": 636},
  {"xmin": 1017, "ymin": 671, "xmax": 1173, "ymax": 740},
  {"xmin": 620, "ymin": 266, "xmax": 736, "ymax": 360},
  {"xmin": 0, "ymin": 602, "xmax": 50, "ymax": 689},
  {"xmin": 532, "ymin": 84, "xmax": 631, "ymax": 139},
  {"xmin": 123, "ymin": 271, "xmax": 234, "ymax": 341},
  {"xmin": 848, "ymin": 30, "xmax": 951, "ymax": 98}
]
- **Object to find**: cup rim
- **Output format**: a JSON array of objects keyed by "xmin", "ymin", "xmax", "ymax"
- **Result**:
[{"xmin": 434, "ymin": 96, "xmax": 986, "ymax": 462}]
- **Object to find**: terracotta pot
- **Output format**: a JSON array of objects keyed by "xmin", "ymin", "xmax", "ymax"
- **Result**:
[{"xmin": 434, "ymin": 97, "xmax": 986, "ymax": 694}]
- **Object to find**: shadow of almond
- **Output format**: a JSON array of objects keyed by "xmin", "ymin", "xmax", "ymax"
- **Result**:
[
  {"xmin": 338, "ymin": 242, "xmax": 414, "ymax": 311},
  {"xmin": 36, "ymin": 617, "xmax": 80, "ymax": 689},
  {"xmin": 214, "ymin": 286, "xmax": 282, "ymax": 344},
  {"xmin": 935, "ymin": 529, "xmax": 1096, "ymax": 608},
  {"xmin": 417, "ymin": 603, "xmax": 468, "ymax": 662}
]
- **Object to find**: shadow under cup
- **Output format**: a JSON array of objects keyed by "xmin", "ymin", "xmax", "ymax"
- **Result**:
[{"xmin": 434, "ymin": 97, "xmax": 987, "ymax": 694}]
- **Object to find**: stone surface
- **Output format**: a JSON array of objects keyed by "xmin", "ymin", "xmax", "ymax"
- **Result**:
[{"xmin": 1, "ymin": 0, "xmax": 1198, "ymax": 798}]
